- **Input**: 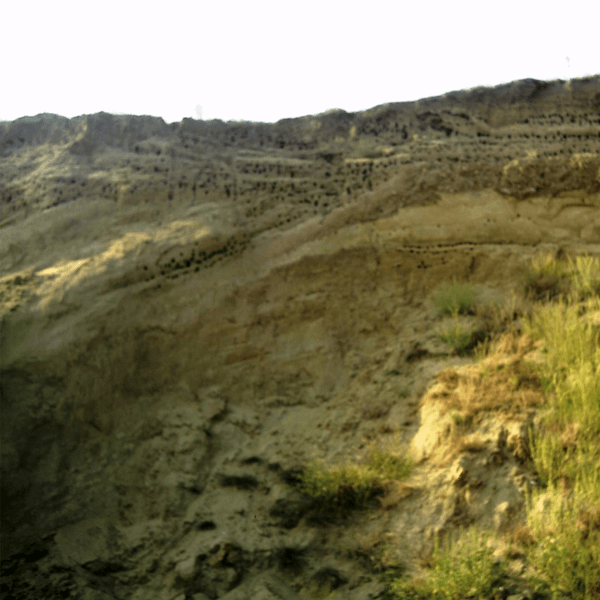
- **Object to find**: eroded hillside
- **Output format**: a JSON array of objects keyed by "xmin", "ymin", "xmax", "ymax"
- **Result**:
[{"xmin": 1, "ymin": 76, "xmax": 599, "ymax": 600}]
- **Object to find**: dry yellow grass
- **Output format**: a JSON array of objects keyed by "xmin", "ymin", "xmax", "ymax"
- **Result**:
[{"xmin": 430, "ymin": 332, "xmax": 546, "ymax": 424}]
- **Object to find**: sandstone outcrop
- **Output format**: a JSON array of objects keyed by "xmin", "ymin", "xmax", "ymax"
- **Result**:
[{"xmin": 1, "ymin": 76, "xmax": 599, "ymax": 599}]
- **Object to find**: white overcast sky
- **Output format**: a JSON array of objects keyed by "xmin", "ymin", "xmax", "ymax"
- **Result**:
[{"xmin": 0, "ymin": 0, "xmax": 598, "ymax": 124}]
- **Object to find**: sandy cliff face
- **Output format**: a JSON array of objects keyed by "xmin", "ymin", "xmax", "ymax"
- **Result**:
[{"xmin": 0, "ymin": 76, "xmax": 599, "ymax": 600}]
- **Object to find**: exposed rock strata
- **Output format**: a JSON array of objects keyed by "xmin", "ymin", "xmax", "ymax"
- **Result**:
[{"xmin": 0, "ymin": 76, "xmax": 599, "ymax": 599}]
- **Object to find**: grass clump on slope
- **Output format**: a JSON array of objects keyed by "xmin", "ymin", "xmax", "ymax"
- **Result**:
[
  {"xmin": 391, "ymin": 528, "xmax": 505, "ymax": 600},
  {"xmin": 297, "ymin": 446, "xmax": 413, "ymax": 512},
  {"xmin": 432, "ymin": 276, "xmax": 476, "ymax": 317},
  {"xmin": 432, "ymin": 277, "xmax": 490, "ymax": 356}
]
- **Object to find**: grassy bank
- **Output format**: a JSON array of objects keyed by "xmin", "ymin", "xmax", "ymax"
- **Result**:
[{"xmin": 297, "ymin": 250, "xmax": 600, "ymax": 600}]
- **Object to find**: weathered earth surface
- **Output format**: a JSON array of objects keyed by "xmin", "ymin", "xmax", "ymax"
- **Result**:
[{"xmin": 1, "ymin": 76, "xmax": 599, "ymax": 599}]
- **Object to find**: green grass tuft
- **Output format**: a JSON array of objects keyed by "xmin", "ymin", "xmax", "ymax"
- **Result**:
[
  {"xmin": 367, "ymin": 447, "xmax": 413, "ymax": 481},
  {"xmin": 525, "ymin": 478, "xmax": 600, "ymax": 600},
  {"xmin": 297, "ymin": 448, "xmax": 413, "ymax": 512},
  {"xmin": 391, "ymin": 528, "xmax": 506, "ymax": 600},
  {"xmin": 432, "ymin": 277, "xmax": 476, "ymax": 317},
  {"xmin": 297, "ymin": 461, "xmax": 384, "ymax": 511},
  {"xmin": 436, "ymin": 318, "xmax": 476, "ymax": 355}
]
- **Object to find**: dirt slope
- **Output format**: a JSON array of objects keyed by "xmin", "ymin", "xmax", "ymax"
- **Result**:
[{"xmin": 1, "ymin": 75, "xmax": 599, "ymax": 600}]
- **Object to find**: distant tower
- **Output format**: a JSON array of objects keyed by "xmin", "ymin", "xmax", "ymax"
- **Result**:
[{"xmin": 195, "ymin": 105, "xmax": 203, "ymax": 120}]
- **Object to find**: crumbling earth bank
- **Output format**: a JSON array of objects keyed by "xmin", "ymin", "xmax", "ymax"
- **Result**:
[{"xmin": 1, "ymin": 76, "xmax": 599, "ymax": 599}]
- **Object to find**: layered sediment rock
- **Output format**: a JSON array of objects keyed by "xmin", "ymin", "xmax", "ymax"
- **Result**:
[{"xmin": 0, "ymin": 76, "xmax": 599, "ymax": 600}]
